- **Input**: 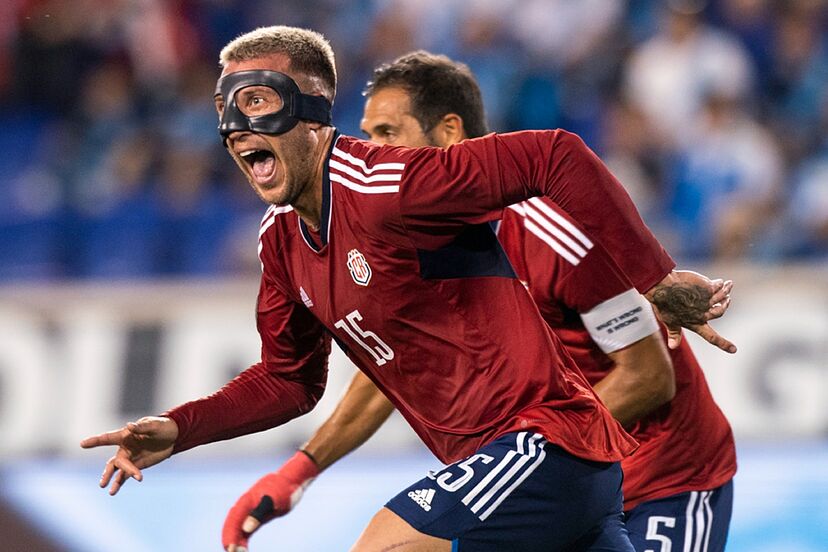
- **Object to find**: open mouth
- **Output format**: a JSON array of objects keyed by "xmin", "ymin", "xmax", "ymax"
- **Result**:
[{"xmin": 239, "ymin": 149, "xmax": 277, "ymax": 181}]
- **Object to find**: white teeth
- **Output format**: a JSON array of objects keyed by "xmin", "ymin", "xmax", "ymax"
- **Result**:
[{"xmin": 240, "ymin": 151, "xmax": 256, "ymax": 158}]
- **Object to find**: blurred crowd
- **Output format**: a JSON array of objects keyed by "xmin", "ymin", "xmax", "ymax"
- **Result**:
[{"xmin": 1, "ymin": 0, "xmax": 827, "ymax": 281}]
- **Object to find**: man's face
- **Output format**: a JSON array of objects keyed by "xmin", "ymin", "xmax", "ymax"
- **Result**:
[
  {"xmin": 215, "ymin": 54, "xmax": 320, "ymax": 206},
  {"xmin": 360, "ymin": 87, "xmax": 439, "ymax": 147}
]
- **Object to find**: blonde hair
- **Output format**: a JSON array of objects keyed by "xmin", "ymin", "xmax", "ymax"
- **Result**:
[{"xmin": 220, "ymin": 26, "xmax": 336, "ymax": 99}]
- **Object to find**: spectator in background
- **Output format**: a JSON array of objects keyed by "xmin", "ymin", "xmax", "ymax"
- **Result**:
[
  {"xmin": 709, "ymin": 0, "xmax": 775, "ymax": 81},
  {"xmin": 452, "ymin": 2, "xmax": 522, "ymax": 133},
  {"xmin": 72, "ymin": 131, "xmax": 159, "ymax": 278},
  {"xmin": 669, "ymin": 90, "xmax": 783, "ymax": 260},
  {"xmin": 786, "ymin": 94, "xmax": 828, "ymax": 258},
  {"xmin": 765, "ymin": 0, "xmax": 828, "ymax": 164},
  {"xmin": 1, "ymin": 0, "xmax": 827, "ymax": 281},
  {"xmin": 600, "ymin": 99, "xmax": 671, "ymax": 245},
  {"xmin": 789, "ymin": 156, "xmax": 828, "ymax": 258},
  {"xmin": 624, "ymin": 0, "xmax": 755, "ymax": 148},
  {"xmin": 502, "ymin": 0, "xmax": 625, "ymax": 144}
]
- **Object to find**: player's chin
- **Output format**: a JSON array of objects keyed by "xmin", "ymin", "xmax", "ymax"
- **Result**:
[{"xmin": 257, "ymin": 179, "xmax": 292, "ymax": 206}]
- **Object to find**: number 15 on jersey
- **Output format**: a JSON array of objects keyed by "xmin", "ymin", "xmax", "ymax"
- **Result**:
[{"xmin": 334, "ymin": 309, "xmax": 395, "ymax": 366}]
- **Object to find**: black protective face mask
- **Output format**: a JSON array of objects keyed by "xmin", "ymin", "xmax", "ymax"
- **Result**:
[{"xmin": 215, "ymin": 70, "xmax": 332, "ymax": 145}]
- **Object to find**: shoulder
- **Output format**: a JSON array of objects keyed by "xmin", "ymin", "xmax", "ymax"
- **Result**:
[
  {"xmin": 258, "ymin": 204, "xmax": 295, "ymax": 267},
  {"xmin": 502, "ymin": 198, "xmax": 595, "ymax": 268},
  {"xmin": 329, "ymin": 135, "xmax": 414, "ymax": 197},
  {"xmin": 333, "ymin": 135, "xmax": 412, "ymax": 168},
  {"xmin": 259, "ymin": 204, "xmax": 294, "ymax": 239}
]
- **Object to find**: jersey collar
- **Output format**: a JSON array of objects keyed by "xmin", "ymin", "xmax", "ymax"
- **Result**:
[{"xmin": 299, "ymin": 130, "xmax": 339, "ymax": 253}]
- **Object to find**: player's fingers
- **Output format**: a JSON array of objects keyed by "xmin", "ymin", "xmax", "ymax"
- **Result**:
[
  {"xmin": 722, "ymin": 279, "xmax": 733, "ymax": 295},
  {"xmin": 127, "ymin": 416, "xmax": 167, "ymax": 436},
  {"xmin": 708, "ymin": 280, "xmax": 732, "ymax": 307},
  {"xmin": 223, "ymin": 497, "xmax": 254, "ymax": 550},
  {"xmin": 244, "ymin": 494, "xmax": 273, "ymax": 533},
  {"xmin": 694, "ymin": 324, "xmax": 737, "ymax": 354},
  {"xmin": 99, "ymin": 457, "xmax": 118, "ymax": 488},
  {"xmin": 111, "ymin": 456, "xmax": 143, "ymax": 485},
  {"xmin": 109, "ymin": 469, "xmax": 129, "ymax": 496},
  {"xmin": 666, "ymin": 327, "xmax": 682, "ymax": 349},
  {"xmin": 242, "ymin": 515, "xmax": 261, "ymax": 534},
  {"xmin": 80, "ymin": 429, "xmax": 125, "ymax": 449},
  {"xmin": 127, "ymin": 420, "xmax": 153, "ymax": 436},
  {"xmin": 703, "ymin": 296, "xmax": 731, "ymax": 321}
]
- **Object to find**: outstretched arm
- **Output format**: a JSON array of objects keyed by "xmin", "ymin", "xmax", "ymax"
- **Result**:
[
  {"xmin": 81, "ymin": 277, "xmax": 330, "ymax": 495},
  {"xmin": 222, "ymin": 371, "xmax": 394, "ymax": 552}
]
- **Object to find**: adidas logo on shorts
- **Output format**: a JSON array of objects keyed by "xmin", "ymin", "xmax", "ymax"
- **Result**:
[{"xmin": 408, "ymin": 488, "xmax": 435, "ymax": 511}]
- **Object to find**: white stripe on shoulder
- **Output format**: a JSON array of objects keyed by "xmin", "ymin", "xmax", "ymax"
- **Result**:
[
  {"xmin": 507, "ymin": 203, "xmax": 526, "ymax": 216},
  {"xmin": 329, "ymin": 159, "xmax": 402, "ymax": 183},
  {"xmin": 271, "ymin": 205, "xmax": 294, "ymax": 216},
  {"xmin": 331, "ymin": 146, "xmax": 405, "ymax": 174},
  {"xmin": 330, "ymin": 172, "xmax": 400, "ymax": 194},
  {"xmin": 523, "ymin": 219, "xmax": 581, "ymax": 265},
  {"xmin": 260, "ymin": 205, "xmax": 275, "ymax": 226},
  {"xmin": 524, "ymin": 202, "xmax": 589, "ymax": 258},
  {"xmin": 259, "ymin": 205, "xmax": 291, "ymax": 239},
  {"xmin": 260, "ymin": 204, "xmax": 293, "ymax": 225},
  {"xmin": 259, "ymin": 215, "xmax": 277, "ymax": 239},
  {"xmin": 527, "ymin": 197, "xmax": 594, "ymax": 249}
]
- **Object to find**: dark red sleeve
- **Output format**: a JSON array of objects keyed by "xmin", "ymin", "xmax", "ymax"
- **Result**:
[
  {"xmin": 165, "ymin": 274, "xmax": 330, "ymax": 453},
  {"xmin": 399, "ymin": 130, "xmax": 675, "ymax": 291}
]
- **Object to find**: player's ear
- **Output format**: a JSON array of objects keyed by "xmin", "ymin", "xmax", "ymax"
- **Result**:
[{"xmin": 435, "ymin": 113, "xmax": 465, "ymax": 146}]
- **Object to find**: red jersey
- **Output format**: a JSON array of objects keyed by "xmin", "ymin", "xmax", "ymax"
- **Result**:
[
  {"xmin": 497, "ymin": 199, "xmax": 737, "ymax": 510},
  {"xmin": 168, "ymin": 130, "xmax": 671, "ymax": 466}
]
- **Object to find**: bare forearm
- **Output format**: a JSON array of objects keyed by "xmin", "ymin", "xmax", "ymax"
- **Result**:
[
  {"xmin": 301, "ymin": 371, "xmax": 395, "ymax": 471},
  {"xmin": 592, "ymin": 333, "xmax": 675, "ymax": 428}
]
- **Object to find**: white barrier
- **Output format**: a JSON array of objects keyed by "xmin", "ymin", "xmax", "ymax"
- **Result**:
[{"xmin": 0, "ymin": 265, "xmax": 826, "ymax": 458}]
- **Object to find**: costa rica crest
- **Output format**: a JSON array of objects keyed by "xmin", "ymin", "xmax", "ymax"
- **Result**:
[{"xmin": 347, "ymin": 249, "xmax": 372, "ymax": 286}]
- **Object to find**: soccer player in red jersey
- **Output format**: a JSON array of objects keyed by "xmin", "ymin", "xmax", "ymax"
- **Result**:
[
  {"xmin": 220, "ymin": 52, "xmax": 736, "ymax": 552},
  {"xmin": 81, "ymin": 29, "xmax": 734, "ymax": 551}
]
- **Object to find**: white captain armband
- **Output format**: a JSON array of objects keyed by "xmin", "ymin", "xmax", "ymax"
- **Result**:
[{"xmin": 579, "ymin": 289, "xmax": 660, "ymax": 354}]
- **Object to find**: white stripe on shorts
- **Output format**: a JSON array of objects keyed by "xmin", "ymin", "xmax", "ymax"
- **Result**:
[
  {"xmin": 683, "ymin": 491, "xmax": 698, "ymax": 552},
  {"xmin": 464, "ymin": 433, "xmax": 547, "ymax": 521},
  {"xmin": 683, "ymin": 490, "xmax": 715, "ymax": 552},
  {"xmin": 478, "ymin": 443, "xmax": 547, "ymax": 521}
]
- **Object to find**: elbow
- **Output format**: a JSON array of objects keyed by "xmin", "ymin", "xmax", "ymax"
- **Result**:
[{"xmin": 296, "ymin": 380, "xmax": 326, "ymax": 416}]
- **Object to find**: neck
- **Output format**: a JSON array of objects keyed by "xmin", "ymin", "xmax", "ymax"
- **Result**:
[{"xmin": 293, "ymin": 127, "xmax": 335, "ymax": 230}]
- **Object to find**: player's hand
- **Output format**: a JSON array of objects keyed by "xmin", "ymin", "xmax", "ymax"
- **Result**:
[
  {"xmin": 79, "ymin": 416, "xmax": 178, "ymax": 495},
  {"xmin": 646, "ymin": 270, "xmax": 737, "ymax": 353},
  {"xmin": 223, "ymin": 451, "xmax": 320, "ymax": 552}
]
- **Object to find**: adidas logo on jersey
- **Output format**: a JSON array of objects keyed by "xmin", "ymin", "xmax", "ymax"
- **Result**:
[
  {"xmin": 407, "ymin": 488, "xmax": 435, "ymax": 511},
  {"xmin": 299, "ymin": 286, "xmax": 314, "ymax": 308}
]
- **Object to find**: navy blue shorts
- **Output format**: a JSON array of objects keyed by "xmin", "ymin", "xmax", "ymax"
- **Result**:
[
  {"xmin": 386, "ymin": 431, "xmax": 634, "ymax": 551},
  {"xmin": 624, "ymin": 480, "xmax": 734, "ymax": 552}
]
